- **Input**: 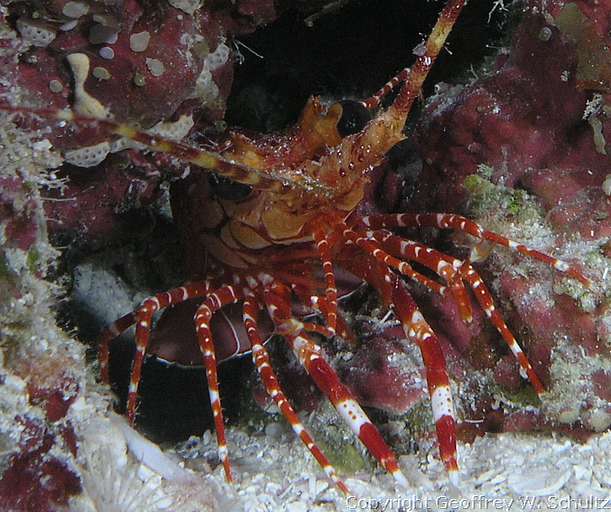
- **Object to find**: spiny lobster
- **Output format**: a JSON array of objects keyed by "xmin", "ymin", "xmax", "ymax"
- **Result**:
[{"xmin": 5, "ymin": 0, "xmax": 591, "ymax": 495}]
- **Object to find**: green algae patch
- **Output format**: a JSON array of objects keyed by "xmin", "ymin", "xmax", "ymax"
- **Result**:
[
  {"xmin": 499, "ymin": 384, "xmax": 542, "ymax": 409},
  {"xmin": 314, "ymin": 437, "xmax": 369, "ymax": 475},
  {"xmin": 463, "ymin": 174, "xmax": 543, "ymax": 225},
  {"xmin": 26, "ymin": 248, "xmax": 41, "ymax": 274}
]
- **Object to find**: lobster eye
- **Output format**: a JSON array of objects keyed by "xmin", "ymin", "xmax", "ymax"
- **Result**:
[
  {"xmin": 208, "ymin": 173, "xmax": 253, "ymax": 201},
  {"xmin": 337, "ymin": 100, "xmax": 371, "ymax": 136}
]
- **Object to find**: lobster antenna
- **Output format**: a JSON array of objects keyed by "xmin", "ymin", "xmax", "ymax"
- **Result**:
[
  {"xmin": 360, "ymin": 67, "xmax": 411, "ymax": 110},
  {"xmin": 1, "ymin": 104, "xmax": 332, "ymax": 196},
  {"xmin": 392, "ymin": 0, "xmax": 466, "ymax": 116}
]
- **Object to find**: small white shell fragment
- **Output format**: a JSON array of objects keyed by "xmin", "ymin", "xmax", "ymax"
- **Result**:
[
  {"xmin": 64, "ymin": 141, "xmax": 111, "ymax": 167},
  {"xmin": 146, "ymin": 57, "xmax": 165, "ymax": 77},
  {"xmin": 110, "ymin": 414, "xmax": 196, "ymax": 484},
  {"xmin": 129, "ymin": 31, "xmax": 151, "ymax": 52},
  {"xmin": 92, "ymin": 14, "xmax": 120, "ymax": 28},
  {"xmin": 167, "ymin": 0, "xmax": 202, "ymax": 15},
  {"xmin": 62, "ymin": 1, "xmax": 90, "ymax": 18},
  {"xmin": 16, "ymin": 18, "xmax": 57, "ymax": 47},
  {"xmin": 99, "ymin": 46, "xmax": 115, "ymax": 60},
  {"xmin": 602, "ymin": 174, "xmax": 611, "ymax": 196},
  {"xmin": 192, "ymin": 67, "xmax": 218, "ymax": 106},
  {"xmin": 508, "ymin": 467, "xmax": 572, "ymax": 496},
  {"xmin": 590, "ymin": 117, "xmax": 608, "ymax": 155},
  {"xmin": 147, "ymin": 114, "xmax": 194, "ymax": 141},
  {"xmin": 286, "ymin": 502, "xmax": 308, "ymax": 512},
  {"xmin": 32, "ymin": 139, "xmax": 53, "ymax": 152}
]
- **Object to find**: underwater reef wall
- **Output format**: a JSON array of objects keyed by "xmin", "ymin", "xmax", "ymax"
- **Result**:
[{"xmin": 0, "ymin": 0, "xmax": 609, "ymax": 510}]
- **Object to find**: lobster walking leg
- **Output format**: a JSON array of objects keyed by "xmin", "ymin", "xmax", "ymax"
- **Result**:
[
  {"xmin": 193, "ymin": 284, "xmax": 243, "ymax": 482},
  {"xmin": 387, "ymin": 273, "xmax": 459, "ymax": 484},
  {"xmin": 313, "ymin": 228, "xmax": 339, "ymax": 335},
  {"xmin": 341, "ymin": 257, "xmax": 460, "ymax": 484},
  {"xmin": 362, "ymin": 213, "xmax": 590, "ymax": 285},
  {"xmin": 263, "ymin": 283, "xmax": 409, "ymax": 488},
  {"xmin": 242, "ymin": 295, "xmax": 350, "ymax": 495},
  {"xmin": 366, "ymin": 228, "xmax": 474, "ymax": 322},
  {"xmin": 340, "ymin": 225, "xmax": 446, "ymax": 294},
  {"xmin": 98, "ymin": 281, "xmax": 212, "ymax": 422},
  {"xmin": 307, "ymin": 295, "xmax": 356, "ymax": 344},
  {"xmin": 370, "ymin": 231, "xmax": 545, "ymax": 394}
]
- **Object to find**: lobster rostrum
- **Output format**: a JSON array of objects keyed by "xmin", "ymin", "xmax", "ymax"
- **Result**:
[{"xmin": 7, "ymin": 0, "xmax": 591, "ymax": 495}]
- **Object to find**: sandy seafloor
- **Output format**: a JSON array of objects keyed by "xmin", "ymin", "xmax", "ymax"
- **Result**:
[
  {"xmin": 67, "ymin": 413, "xmax": 611, "ymax": 512},
  {"xmin": 187, "ymin": 428, "xmax": 611, "ymax": 512}
]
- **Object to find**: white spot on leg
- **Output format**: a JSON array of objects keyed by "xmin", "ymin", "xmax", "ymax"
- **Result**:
[
  {"xmin": 337, "ymin": 399, "xmax": 371, "ymax": 435},
  {"xmin": 410, "ymin": 310, "xmax": 425, "ymax": 324},
  {"xmin": 436, "ymin": 260, "xmax": 449, "ymax": 274},
  {"xmin": 431, "ymin": 385, "xmax": 454, "ymax": 421},
  {"xmin": 209, "ymin": 389, "xmax": 219, "ymax": 403}
]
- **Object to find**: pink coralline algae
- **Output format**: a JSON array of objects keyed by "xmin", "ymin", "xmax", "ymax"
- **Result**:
[
  {"xmin": 414, "ymin": 2, "xmax": 609, "ymax": 212},
  {"xmin": 2, "ymin": 0, "xmax": 278, "ymax": 245},
  {"xmin": 0, "ymin": 418, "xmax": 81, "ymax": 512}
]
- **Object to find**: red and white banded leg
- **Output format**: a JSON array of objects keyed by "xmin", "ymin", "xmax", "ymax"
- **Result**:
[
  {"xmin": 293, "ymin": 286, "xmax": 356, "ymax": 343},
  {"xmin": 342, "ymin": 256, "xmax": 460, "ymax": 484},
  {"xmin": 313, "ymin": 228, "xmax": 339, "ymax": 335},
  {"xmin": 361, "ymin": 213, "xmax": 591, "ymax": 286},
  {"xmin": 301, "ymin": 321, "xmax": 337, "ymax": 339},
  {"xmin": 264, "ymin": 286, "xmax": 409, "ymax": 488},
  {"xmin": 373, "ymin": 232, "xmax": 545, "ymax": 395},
  {"xmin": 193, "ymin": 284, "xmax": 243, "ymax": 482},
  {"xmin": 461, "ymin": 264, "xmax": 544, "ymax": 394},
  {"xmin": 340, "ymin": 224, "xmax": 447, "ymax": 295},
  {"xmin": 387, "ymin": 271, "xmax": 460, "ymax": 485},
  {"xmin": 371, "ymin": 228, "xmax": 474, "ymax": 323},
  {"xmin": 242, "ymin": 295, "xmax": 350, "ymax": 495},
  {"xmin": 98, "ymin": 281, "xmax": 212, "ymax": 423}
]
